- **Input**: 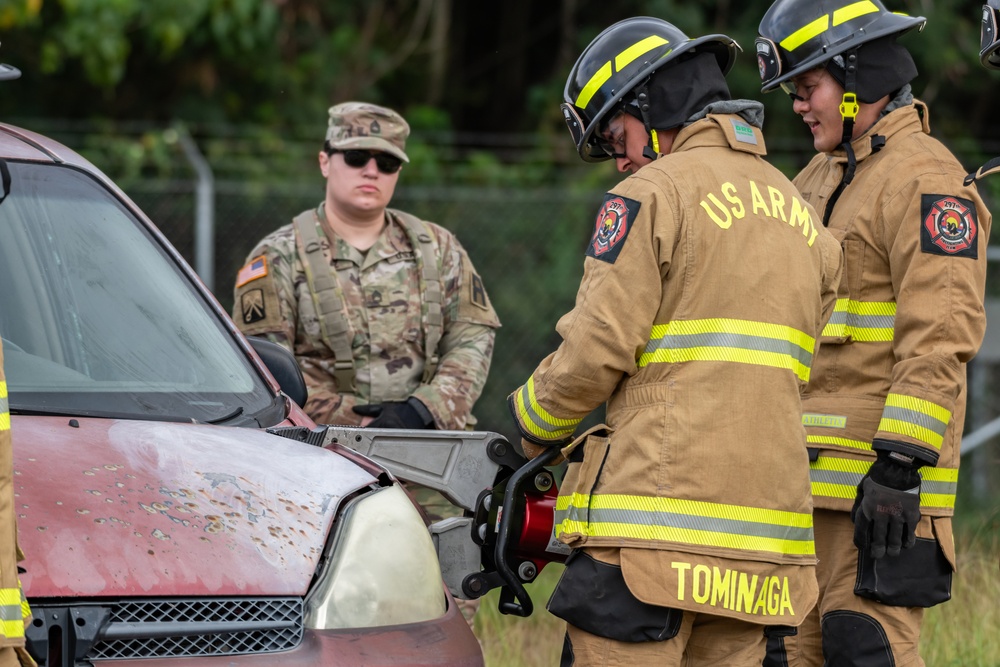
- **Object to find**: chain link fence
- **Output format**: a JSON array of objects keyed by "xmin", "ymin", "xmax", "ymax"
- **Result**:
[{"xmin": 12, "ymin": 118, "xmax": 1000, "ymax": 505}]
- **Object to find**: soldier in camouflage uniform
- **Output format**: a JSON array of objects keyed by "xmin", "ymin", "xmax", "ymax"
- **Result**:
[
  {"xmin": 233, "ymin": 103, "xmax": 499, "ymax": 632},
  {"xmin": 233, "ymin": 102, "xmax": 500, "ymax": 432}
]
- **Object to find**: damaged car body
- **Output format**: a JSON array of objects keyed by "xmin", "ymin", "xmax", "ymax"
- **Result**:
[{"xmin": 0, "ymin": 117, "xmax": 484, "ymax": 666}]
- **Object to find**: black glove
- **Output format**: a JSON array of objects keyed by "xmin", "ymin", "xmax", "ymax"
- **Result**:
[
  {"xmin": 851, "ymin": 451, "xmax": 922, "ymax": 559},
  {"xmin": 352, "ymin": 398, "xmax": 435, "ymax": 429}
]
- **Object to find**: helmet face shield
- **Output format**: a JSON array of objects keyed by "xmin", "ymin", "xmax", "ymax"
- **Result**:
[
  {"xmin": 756, "ymin": 37, "xmax": 783, "ymax": 88},
  {"xmin": 981, "ymin": 3, "xmax": 1000, "ymax": 69}
]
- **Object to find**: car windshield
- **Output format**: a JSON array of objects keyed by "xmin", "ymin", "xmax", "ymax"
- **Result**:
[{"xmin": 0, "ymin": 160, "xmax": 281, "ymax": 425}]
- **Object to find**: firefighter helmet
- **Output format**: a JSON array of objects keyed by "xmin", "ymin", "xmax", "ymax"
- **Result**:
[
  {"xmin": 982, "ymin": 1, "xmax": 1000, "ymax": 69},
  {"xmin": 756, "ymin": 0, "xmax": 924, "ymax": 96},
  {"xmin": 562, "ymin": 17, "xmax": 739, "ymax": 162}
]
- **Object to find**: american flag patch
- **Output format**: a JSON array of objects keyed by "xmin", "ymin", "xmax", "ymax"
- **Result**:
[{"xmin": 236, "ymin": 256, "xmax": 268, "ymax": 288}]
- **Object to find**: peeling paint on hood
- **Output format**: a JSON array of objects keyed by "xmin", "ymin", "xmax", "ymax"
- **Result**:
[{"xmin": 15, "ymin": 417, "xmax": 379, "ymax": 598}]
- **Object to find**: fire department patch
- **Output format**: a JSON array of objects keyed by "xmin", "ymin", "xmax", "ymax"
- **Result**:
[
  {"xmin": 586, "ymin": 194, "xmax": 640, "ymax": 264},
  {"xmin": 241, "ymin": 289, "xmax": 267, "ymax": 324},
  {"xmin": 920, "ymin": 194, "xmax": 978, "ymax": 259}
]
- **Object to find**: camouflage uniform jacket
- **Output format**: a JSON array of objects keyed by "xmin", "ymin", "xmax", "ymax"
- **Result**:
[{"xmin": 233, "ymin": 206, "xmax": 500, "ymax": 429}]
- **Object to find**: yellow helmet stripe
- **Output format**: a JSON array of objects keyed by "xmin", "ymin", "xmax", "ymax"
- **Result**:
[
  {"xmin": 782, "ymin": 1, "xmax": 886, "ymax": 53},
  {"xmin": 614, "ymin": 35, "xmax": 670, "ymax": 72},
  {"xmin": 780, "ymin": 15, "xmax": 830, "ymax": 52},
  {"xmin": 575, "ymin": 35, "xmax": 670, "ymax": 110},
  {"xmin": 833, "ymin": 1, "xmax": 880, "ymax": 26},
  {"xmin": 575, "ymin": 62, "xmax": 613, "ymax": 111}
]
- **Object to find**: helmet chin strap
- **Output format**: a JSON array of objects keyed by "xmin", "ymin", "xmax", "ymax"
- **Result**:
[
  {"xmin": 633, "ymin": 82, "xmax": 661, "ymax": 161},
  {"xmin": 823, "ymin": 47, "xmax": 859, "ymax": 227}
]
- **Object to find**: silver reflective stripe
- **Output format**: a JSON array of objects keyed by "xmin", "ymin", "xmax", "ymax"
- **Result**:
[
  {"xmin": 559, "ymin": 505, "xmax": 815, "ymax": 543},
  {"xmin": 881, "ymin": 406, "xmax": 949, "ymax": 438},
  {"xmin": 809, "ymin": 468, "xmax": 862, "ymax": 487},
  {"xmin": 643, "ymin": 331, "xmax": 813, "ymax": 368}
]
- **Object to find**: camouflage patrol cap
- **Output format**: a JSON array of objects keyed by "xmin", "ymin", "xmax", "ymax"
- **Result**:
[{"xmin": 325, "ymin": 101, "xmax": 410, "ymax": 163}]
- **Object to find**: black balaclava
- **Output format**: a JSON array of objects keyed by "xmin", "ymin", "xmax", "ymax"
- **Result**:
[
  {"xmin": 825, "ymin": 35, "xmax": 917, "ymax": 104},
  {"xmin": 622, "ymin": 51, "xmax": 731, "ymax": 131}
]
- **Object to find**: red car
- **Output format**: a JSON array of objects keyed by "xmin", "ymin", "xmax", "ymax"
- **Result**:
[{"xmin": 0, "ymin": 116, "xmax": 483, "ymax": 665}]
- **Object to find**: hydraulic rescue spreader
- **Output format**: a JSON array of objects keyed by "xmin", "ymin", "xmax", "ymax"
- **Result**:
[{"xmin": 268, "ymin": 426, "xmax": 569, "ymax": 616}]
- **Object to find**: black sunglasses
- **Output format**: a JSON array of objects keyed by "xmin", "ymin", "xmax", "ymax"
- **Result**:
[{"xmin": 330, "ymin": 149, "xmax": 403, "ymax": 174}]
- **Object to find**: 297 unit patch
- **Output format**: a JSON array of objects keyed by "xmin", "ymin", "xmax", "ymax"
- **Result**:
[
  {"xmin": 921, "ymin": 194, "xmax": 978, "ymax": 259},
  {"xmin": 586, "ymin": 193, "xmax": 640, "ymax": 264}
]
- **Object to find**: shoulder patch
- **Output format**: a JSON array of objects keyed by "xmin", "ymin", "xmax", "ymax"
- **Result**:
[
  {"xmin": 240, "ymin": 288, "xmax": 268, "ymax": 325},
  {"xmin": 920, "ymin": 195, "xmax": 979, "ymax": 259},
  {"xmin": 235, "ymin": 255, "xmax": 269, "ymax": 287},
  {"xmin": 456, "ymin": 254, "xmax": 500, "ymax": 327},
  {"xmin": 586, "ymin": 194, "xmax": 640, "ymax": 264},
  {"xmin": 470, "ymin": 273, "xmax": 488, "ymax": 310}
]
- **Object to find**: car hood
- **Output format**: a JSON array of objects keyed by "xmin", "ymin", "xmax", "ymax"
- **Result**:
[{"xmin": 15, "ymin": 417, "xmax": 379, "ymax": 598}]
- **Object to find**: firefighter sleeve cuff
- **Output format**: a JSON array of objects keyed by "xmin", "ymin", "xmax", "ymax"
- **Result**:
[
  {"xmin": 507, "ymin": 381, "xmax": 580, "ymax": 446},
  {"xmin": 872, "ymin": 438, "xmax": 938, "ymax": 468}
]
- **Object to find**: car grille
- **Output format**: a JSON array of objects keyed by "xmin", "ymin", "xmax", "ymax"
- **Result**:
[{"xmin": 29, "ymin": 598, "xmax": 303, "ymax": 662}]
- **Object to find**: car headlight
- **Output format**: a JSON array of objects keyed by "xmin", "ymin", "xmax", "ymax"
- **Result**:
[{"xmin": 304, "ymin": 484, "xmax": 447, "ymax": 629}]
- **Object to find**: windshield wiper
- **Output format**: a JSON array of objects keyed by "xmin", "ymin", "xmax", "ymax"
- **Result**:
[
  {"xmin": 203, "ymin": 406, "xmax": 245, "ymax": 425},
  {"xmin": 10, "ymin": 406, "xmax": 197, "ymax": 423}
]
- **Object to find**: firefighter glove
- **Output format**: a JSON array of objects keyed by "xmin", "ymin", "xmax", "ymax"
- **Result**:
[
  {"xmin": 353, "ymin": 398, "xmax": 435, "ymax": 429},
  {"xmin": 520, "ymin": 438, "xmax": 566, "ymax": 465},
  {"xmin": 851, "ymin": 451, "xmax": 922, "ymax": 559}
]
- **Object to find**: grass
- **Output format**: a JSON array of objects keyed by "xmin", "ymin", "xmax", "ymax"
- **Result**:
[
  {"xmin": 921, "ymin": 515, "xmax": 1000, "ymax": 666},
  {"xmin": 475, "ymin": 516, "xmax": 1000, "ymax": 667},
  {"xmin": 475, "ymin": 563, "xmax": 565, "ymax": 667}
]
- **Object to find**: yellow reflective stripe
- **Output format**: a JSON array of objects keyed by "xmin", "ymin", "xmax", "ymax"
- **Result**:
[
  {"xmin": 833, "ymin": 1, "xmax": 879, "ymax": 26},
  {"xmin": 809, "ymin": 455, "xmax": 957, "ymax": 510},
  {"xmin": 556, "ymin": 519, "xmax": 816, "ymax": 556},
  {"xmin": 781, "ymin": 15, "xmax": 830, "ymax": 52},
  {"xmin": 879, "ymin": 394, "xmax": 951, "ymax": 451},
  {"xmin": 639, "ymin": 318, "xmax": 815, "ymax": 382},
  {"xmin": 877, "ymin": 419, "xmax": 944, "ymax": 450},
  {"xmin": 515, "ymin": 376, "xmax": 579, "ymax": 442},
  {"xmin": 920, "ymin": 466, "xmax": 959, "ymax": 483},
  {"xmin": 884, "ymin": 393, "xmax": 952, "ymax": 424},
  {"xmin": 0, "ymin": 587, "xmax": 24, "ymax": 638},
  {"xmin": 19, "ymin": 581, "xmax": 29, "ymax": 621},
  {"xmin": 919, "ymin": 494, "xmax": 956, "ymax": 509},
  {"xmin": 810, "ymin": 481, "xmax": 857, "ymax": 500},
  {"xmin": 614, "ymin": 35, "xmax": 669, "ymax": 72},
  {"xmin": 821, "ymin": 299, "xmax": 895, "ymax": 341},
  {"xmin": 806, "ymin": 435, "xmax": 872, "ymax": 451},
  {"xmin": 575, "ymin": 61, "xmax": 613, "ymax": 110},
  {"xmin": 0, "ymin": 380, "xmax": 7, "ymax": 432},
  {"xmin": 575, "ymin": 35, "xmax": 670, "ymax": 110},
  {"xmin": 555, "ymin": 493, "xmax": 815, "ymax": 557},
  {"xmin": 0, "ymin": 588, "xmax": 19, "ymax": 607}
]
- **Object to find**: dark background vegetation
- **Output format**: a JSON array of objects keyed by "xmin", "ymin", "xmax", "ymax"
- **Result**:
[{"xmin": 1, "ymin": 1, "xmax": 999, "ymax": 501}]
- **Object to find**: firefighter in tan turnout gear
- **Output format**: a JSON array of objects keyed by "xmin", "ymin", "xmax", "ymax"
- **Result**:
[
  {"xmin": 508, "ymin": 17, "xmax": 842, "ymax": 666},
  {"xmin": 756, "ymin": 1, "xmax": 992, "ymax": 665}
]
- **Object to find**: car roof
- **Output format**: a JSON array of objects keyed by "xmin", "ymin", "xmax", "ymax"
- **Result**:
[{"xmin": 0, "ymin": 121, "xmax": 119, "ymax": 192}]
